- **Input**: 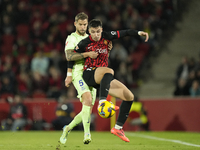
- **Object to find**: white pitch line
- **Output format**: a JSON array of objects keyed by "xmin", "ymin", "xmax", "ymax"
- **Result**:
[{"xmin": 127, "ymin": 133, "xmax": 200, "ymax": 148}]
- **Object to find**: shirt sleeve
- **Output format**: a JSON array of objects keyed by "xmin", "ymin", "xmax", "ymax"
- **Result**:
[
  {"xmin": 74, "ymin": 40, "xmax": 85, "ymax": 53},
  {"xmin": 64, "ymin": 35, "xmax": 76, "ymax": 53},
  {"xmin": 103, "ymin": 29, "xmax": 138, "ymax": 40}
]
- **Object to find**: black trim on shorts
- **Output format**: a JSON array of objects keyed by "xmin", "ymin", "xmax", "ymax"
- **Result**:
[{"xmin": 83, "ymin": 67, "xmax": 100, "ymax": 89}]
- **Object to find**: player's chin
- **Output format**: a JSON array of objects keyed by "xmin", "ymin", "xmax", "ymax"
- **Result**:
[
  {"xmin": 80, "ymin": 31, "xmax": 86, "ymax": 35},
  {"xmin": 94, "ymin": 38, "xmax": 100, "ymax": 41}
]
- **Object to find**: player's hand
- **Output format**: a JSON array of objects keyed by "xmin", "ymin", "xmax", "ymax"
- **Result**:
[
  {"xmin": 87, "ymin": 51, "xmax": 98, "ymax": 59},
  {"xmin": 108, "ymin": 41, "xmax": 113, "ymax": 52},
  {"xmin": 138, "ymin": 31, "xmax": 149, "ymax": 42},
  {"xmin": 65, "ymin": 76, "xmax": 72, "ymax": 87}
]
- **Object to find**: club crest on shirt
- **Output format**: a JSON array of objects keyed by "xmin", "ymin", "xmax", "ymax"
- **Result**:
[{"xmin": 104, "ymin": 40, "xmax": 108, "ymax": 45}]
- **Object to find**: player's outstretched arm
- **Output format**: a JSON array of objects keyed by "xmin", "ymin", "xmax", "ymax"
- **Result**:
[
  {"xmin": 108, "ymin": 29, "xmax": 149, "ymax": 42},
  {"xmin": 66, "ymin": 49, "xmax": 98, "ymax": 61},
  {"xmin": 138, "ymin": 31, "xmax": 149, "ymax": 42}
]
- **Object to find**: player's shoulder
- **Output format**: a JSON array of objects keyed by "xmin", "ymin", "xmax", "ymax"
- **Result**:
[
  {"xmin": 78, "ymin": 36, "xmax": 90, "ymax": 46},
  {"xmin": 66, "ymin": 32, "xmax": 77, "ymax": 40}
]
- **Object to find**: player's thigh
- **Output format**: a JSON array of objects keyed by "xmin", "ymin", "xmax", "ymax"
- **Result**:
[
  {"xmin": 94, "ymin": 67, "xmax": 114, "ymax": 84},
  {"xmin": 109, "ymin": 79, "xmax": 134, "ymax": 101},
  {"xmin": 73, "ymin": 75, "xmax": 96, "ymax": 105},
  {"xmin": 73, "ymin": 75, "xmax": 91, "ymax": 101}
]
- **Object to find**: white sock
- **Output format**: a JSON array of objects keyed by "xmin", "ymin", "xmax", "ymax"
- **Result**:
[
  {"xmin": 99, "ymin": 99, "xmax": 106, "ymax": 105},
  {"xmin": 114, "ymin": 124, "xmax": 122, "ymax": 130},
  {"xmin": 84, "ymin": 132, "xmax": 91, "ymax": 137}
]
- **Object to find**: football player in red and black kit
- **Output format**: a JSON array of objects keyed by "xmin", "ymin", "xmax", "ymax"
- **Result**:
[{"xmin": 69, "ymin": 19, "xmax": 149, "ymax": 142}]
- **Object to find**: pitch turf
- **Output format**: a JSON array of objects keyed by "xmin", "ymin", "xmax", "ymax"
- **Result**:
[{"xmin": 0, "ymin": 131, "xmax": 200, "ymax": 150}]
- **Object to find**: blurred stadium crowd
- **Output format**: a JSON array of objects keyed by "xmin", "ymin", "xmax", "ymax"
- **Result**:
[
  {"xmin": 174, "ymin": 56, "xmax": 200, "ymax": 97},
  {"xmin": 0, "ymin": 0, "xmax": 188, "ymax": 99}
]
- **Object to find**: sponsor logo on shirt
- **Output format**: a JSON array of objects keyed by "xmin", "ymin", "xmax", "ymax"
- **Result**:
[{"xmin": 96, "ymin": 48, "xmax": 107, "ymax": 54}]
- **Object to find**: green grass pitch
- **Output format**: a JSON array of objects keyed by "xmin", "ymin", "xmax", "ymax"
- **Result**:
[{"xmin": 0, "ymin": 131, "xmax": 200, "ymax": 150}]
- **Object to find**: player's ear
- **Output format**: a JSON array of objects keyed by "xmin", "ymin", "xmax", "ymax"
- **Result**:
[{"xmin": 74, "ymin": 21, "xmax": 76, "ymax": 27}]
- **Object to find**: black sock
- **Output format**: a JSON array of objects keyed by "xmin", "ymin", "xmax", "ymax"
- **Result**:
[
  {"xmin": 116, "ymin": 100, "xmax": 133, "ymax": 126},
  {"xmin": 99, "ymin": 73, "xmax": 114, "ymax": 100}
]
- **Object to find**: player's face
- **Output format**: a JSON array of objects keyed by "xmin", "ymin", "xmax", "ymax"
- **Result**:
[
  {"xmin": 89, "ymin": 26, "xmax": 102, "ymax": 41},
  {"xmin": 75, "ymin": 19, "xmax": 88, "ymax": 36}
]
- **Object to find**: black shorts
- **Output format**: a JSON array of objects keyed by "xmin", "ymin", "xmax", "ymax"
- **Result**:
[{"xmin": 83, "ymin": 67, "xmax": 100, "ymax": 89}]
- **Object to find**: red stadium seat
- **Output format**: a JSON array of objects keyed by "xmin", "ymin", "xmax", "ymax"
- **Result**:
[
  {"xmin": 16, "ymin": 24, "xmax": 30, "ymax": 38},
  {"xmin": 135, "ymin": 43, "xmax": 150, "ymax": 56},
  {"xmin": 15, "ymin": 55, "xmax": 30, "ymax": 64},
  {"xmin": 131, "ymin": 51, "xmax": 145, "ymax": 70},
  {"xmin": 1, "ymin": 45, "xmax": 13, "ymax": 55},
  {"xmin": 1, "ymin": 35, "xmax": 15, "ymax": 45},
  {"xmin": 31, "ymin": 5, "xmax": 45, "ymax": 13},
  {"xmin": 46, "ymin": 5, "xmax": 60, "ymax": 16},
  {"xmin": 0, "ymin": 93, "xmax": 14, "ymax": 99},
  {"xmin": 0, "ymin": 55, "xmax": 14, "ymax": 64}
]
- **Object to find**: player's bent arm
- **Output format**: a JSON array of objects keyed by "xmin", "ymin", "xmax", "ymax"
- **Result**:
[
  {"xmin": 66, "ymin": 49, "xmax": 98, "ymax": 61},
  {"xmin": 66, "ymin": 49, "xmax": 84, "ymax": 61}
]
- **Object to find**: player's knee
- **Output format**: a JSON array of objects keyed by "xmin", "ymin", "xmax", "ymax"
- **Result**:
[
  {"xmin": 125, "ymin": 92, "xmax": 134, "ymax": 101},
  {"xmin": 82, "ymin": 98, "xmax": 93, "ymax": 106},
  {"xmin": 82, "ymin": 92, "xmax": 93, "ymax": 106},
  {"xmin": 131, "ymin": 94, "xmax": 134, "ymax": 101}
]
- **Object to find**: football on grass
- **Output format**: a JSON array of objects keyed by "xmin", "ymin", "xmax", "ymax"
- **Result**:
[{"xmin": 98, "ymin": 101, "xmax": 116, "ymax": 118}]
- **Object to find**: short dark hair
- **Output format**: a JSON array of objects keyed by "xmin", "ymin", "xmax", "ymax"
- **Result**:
[
  {"xmin": 75, "ymin": 12, "xmax": 88, "ymax": 22},
  {"xmin": 88, "ymin": 19, "xmax": 102, "ymax": 29}
]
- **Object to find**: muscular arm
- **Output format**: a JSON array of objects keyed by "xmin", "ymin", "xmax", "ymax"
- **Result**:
[
  {"xmin": 66, "ymin": 49, "xmax": 85, "ymax": 61},
  {"xmin": 66, "ymin": 49, "xmax": 98, "ymax": 61}
]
